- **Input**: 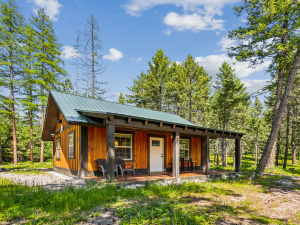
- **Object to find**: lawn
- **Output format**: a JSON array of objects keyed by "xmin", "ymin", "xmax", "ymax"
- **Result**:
[{"xmin": 0, "ymin": 156, "xmax": 299, "ymax": 224}]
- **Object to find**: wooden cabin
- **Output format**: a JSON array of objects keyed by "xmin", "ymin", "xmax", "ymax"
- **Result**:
[{"xmin": 42, "ymin": 91, "xmax": 244, "ymax": 179}]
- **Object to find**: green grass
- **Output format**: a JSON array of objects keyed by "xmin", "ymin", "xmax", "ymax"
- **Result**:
[
  {"xmin": 0, "ymin": 177, "xmax": 284, "ymax": 224},
  {"xmin": 0, "ymin": 160, "xmax": 53, "ymax": 170},
  {"xmin": 210, "ymin": 154, "xmax": 300, "ymax": 177}
]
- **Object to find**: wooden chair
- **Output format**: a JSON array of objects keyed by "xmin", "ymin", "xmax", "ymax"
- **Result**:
[
  {"xmin": 115, "ymin": 158, "xmax": 135, "ymax": 177},
  {"xmin": 96, "ymin": 159, "xmax": 118, "ymax": 178}
]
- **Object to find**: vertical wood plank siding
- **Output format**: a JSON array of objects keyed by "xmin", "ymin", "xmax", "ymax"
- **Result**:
[
  {"xmin": 53, "ymin": 113, "xmax": 80, "ymax": 170},
  {"xmin": 84, "ymin": 127, "xmax": 202, "ymax": 172},
  {"xmin": 191, "ymin": 137, "xmax": 202, "ymax": 167}
]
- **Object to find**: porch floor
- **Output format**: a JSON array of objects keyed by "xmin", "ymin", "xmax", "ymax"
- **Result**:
[{"xmin": 88, "ymin": 170, "xmax": 238, "ymax": 184}]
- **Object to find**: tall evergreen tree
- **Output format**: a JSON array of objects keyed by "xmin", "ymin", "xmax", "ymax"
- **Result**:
[
  {"xmin": 30, "ymin": 9, "xmax": 68, "ymax": 163},
  {"xmin": 128, "ymin": 49, "xmax": 170, "ymax": 111},
  {"xmin": 147, "ymin": 49, "xmax": 170, "ymax": 111},
  {"xmin": 0, "ymin": 0, "xmax": 24, "ymax": 165},
  {"xmin": 250, "ymin": 97, "xmax": 263, "ymax": 165},
  {"xmin": 127, "ymin": 72, "xmax": 149, "ymax": 108},
  {"xmin": 211, "ymin": 62, "xmax": 249, "ymax": 166},
  {"xmin": 181, "ymin": 55, "xmax": 210, "ymax": 124},
  {"xmin": 20, "ymin": 24, "xmax": 40, "ymax": 165}
]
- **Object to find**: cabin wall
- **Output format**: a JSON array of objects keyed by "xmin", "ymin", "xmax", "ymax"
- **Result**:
[
  {"xmin": 87, "ymin": 128, "xmax": 148, "ymax": 171},
  {"xmin": 86, "ymin": 127, "xmax": 202, "ymax": 173},
  {"xmin": 53, "ymin": 113, "xmax": 80, "ymax": 172}
]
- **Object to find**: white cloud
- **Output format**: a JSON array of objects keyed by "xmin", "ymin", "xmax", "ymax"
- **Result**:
[
  {"xmin": 242, "ymin": 79, "xmax": 269, "ymax": 93},
  {"xmin": 61, "ymin": 46, "xmax": 80, "ymax": 60},
  {"xmin": 130, "ymin": 57, "xmax": 142, "ymax": 63},
  {"xmin": 31, "ymin": 0, "xmax": 62, "ymax": 22},
  {"xmin": 195, "ymin": 54, "xmax": 271, "ymax": 79},
  {"xmin": 123, "ymin": 0, "xmax": 239, "ymax": 33},
  {"xmin": 163, "ymin": 12, "xmax": 225, "ymax": 32},
  {"xmin": 103, "ymin": 48, "xmax": 123, "ymax": 61},
  {"xmin": 218, "ymin": 36, "xmax": 237, "ymax": 52},
  {"xmin": 123, "ymin": 0, "xmax": 239, "ymax": 16}
]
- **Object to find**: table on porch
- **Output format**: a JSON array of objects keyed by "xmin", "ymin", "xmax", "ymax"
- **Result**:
[{"xmin": 180, "ymin": 157, "xmax": 195, "ymax": 172}]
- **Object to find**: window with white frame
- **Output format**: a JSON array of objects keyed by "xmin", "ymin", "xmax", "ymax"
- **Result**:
[
  {"xmin": 180, "ymin": 139, "xmax": 190, "ymax": 157},
  {"xmin": 115, "ymin": 133, "xmax": 132, "ymax": 160},
  {"xmin": 56, "ymin": 137, "xmax": 61, "ymax": 160},
  {"xmin": 68, "ymin": 131, "xmax": 75, "ymax": 159}
]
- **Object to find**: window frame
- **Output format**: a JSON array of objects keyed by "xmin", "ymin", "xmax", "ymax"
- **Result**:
[
  {"xmin": 179, "ymin": 138, "xmax": 190, "ymax": 157},
  {"xmin": 68, "ymin": 130, "xmax": 75, "ymax": 159},
  {"xmin": 115, "ymin": 133, "xmax": 133, "ymax": 160},
  {"xmin": 56, "ymin": 137, "xmax": 61, "ymax": 160}
]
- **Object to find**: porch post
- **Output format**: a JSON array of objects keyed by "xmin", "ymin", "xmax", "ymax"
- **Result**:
[
  {"xmin": 106, "ymin": 123, "xmax": 115, "ymax": 182},
  {"xmin": 172, "ymin": 132, "xmax": 180, "ymax": 178},
  {"xmin": 235, "ymin": 138, "xmax": 241, "ymax": 172},
  {"xmin": 78, "ymin": 126, "xmax": 88, "ymax": 177},
  {"xmin": 201, "ymin": 136, "xmax": 210, "ymax": 175}
]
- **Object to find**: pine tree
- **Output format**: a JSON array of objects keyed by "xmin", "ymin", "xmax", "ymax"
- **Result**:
[
  {"xmin": 0, "ymin": 0, "xmax": 25, "ymax": 165},
  {"xmin": 250, "ymin": 97, "xmax": 263, "ymax": 165},
  {"xmin": 181, "ymin": 55, "xmax": 210, "ymax": 124},
  {"xmin": 20, "ymin": 24, "xmax": 40, "ymax": 164},
  {"xmin": 30, "ymin": 9, "xmax": 68, "ymax": 163},
  {"xmin": 211, "ymin": 62, "xmax": 249, "ymax": 166},
  {"xmin": 147, "ymin": 49, "xmax": 170, "ymax": 111},
  {"xmin": 128, "ymin": 49, "xmax": 170, "ymax": 111},
  {"xmin": 118, "ymin": 93, "xmax": 125, "ymax": 104},
  {"xmin": 127, "ymin": 72, "xmax": 149, "ymax": 108}
]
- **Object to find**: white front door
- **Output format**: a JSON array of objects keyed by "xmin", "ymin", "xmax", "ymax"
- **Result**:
[{"xmin": 150, "ymin": 137, "xmax": 164, "ymax": 172}]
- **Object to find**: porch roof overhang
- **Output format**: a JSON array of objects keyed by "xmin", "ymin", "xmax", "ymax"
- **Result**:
[
  {"xmin": 42, "ymin": 91, "xmax": 245, "ymax": 141},
  {"xmin": 68, "ymin": 111, "xmax": 245, "ymax": 140}
]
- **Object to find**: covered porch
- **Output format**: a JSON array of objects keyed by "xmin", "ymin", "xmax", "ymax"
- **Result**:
[{"xmin": 103, "ymin": 122, "xmax": 242, "ymax": 181}]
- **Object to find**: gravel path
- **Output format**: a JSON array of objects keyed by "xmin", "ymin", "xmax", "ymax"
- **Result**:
[{"xmin": 0, "ymin": 171, "xmax": 88, "ymax": 190}]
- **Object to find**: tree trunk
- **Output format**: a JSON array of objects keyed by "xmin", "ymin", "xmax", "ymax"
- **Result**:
[
  {"xmin": 255, "ymin": 140, "xmax": 258, "ymax": 166},
  {"xmin": 0, "ymin": 134, "xmax": 2, "ymax": 163},
  {"xmin": 267, "ymin": 20, "xmax": 289, "ymax": 168},
  {"xmin": 283, "ymin": 106, "xmax": 289, "ymax": 169},
  {"xmin": 275, "ymin": 130, "xmax": 281, "ymax": 166},
  {"xmin": 216, "ymin": 139, "xmax": 219, "ymax": 165},
  {"xmin": 30, "ymin": 110, "xmax": 33, "ymax": 165},
  {"xmin": 221, "ymin": 138, "xmax": 227, "ymax": 167},
  {"xmin": 40, "ymin": 64, "xmax": 44, "ymax": 164},
  {"xmin": 258, "ymin": 49, "xmax": 300, "ymax": 175},
  {"xmin": 10, "ymin": 64, "xmax": 17, "ymax": 165},
  {"xmin": 291, "ymin": 106, "xmax": 297, "ymax": 165}
]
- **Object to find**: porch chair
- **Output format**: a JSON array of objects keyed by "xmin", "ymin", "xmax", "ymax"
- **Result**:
[
  {"xmin": 96, "ymin": 159, "xmax": 118, "ymax": 178},
  {"xmin": 115, "ymin": 158, "xmax": 135, "ymax": 177}
]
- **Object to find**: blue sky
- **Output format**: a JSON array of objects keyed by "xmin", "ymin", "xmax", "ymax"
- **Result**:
[{"xmin": 20, "ymin": 0, "xmax": 271, "ymax": 102}]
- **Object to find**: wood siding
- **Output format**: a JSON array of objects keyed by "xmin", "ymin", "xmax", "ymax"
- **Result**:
[
  {"xmin": 85, "ymin": 127, "xmax": 201, "ymax": 172},
  {"xmin": 191, "ymin": 137, "xmax": 201, "ymax": 167},
  {"xmin": 53, "ymin": 125, "xmax": 80, "ymax": 170},
  {"xmin": 87, "ymin": 128, "xmax": 148, "ymax": 171},
  {"xmin": 88, "ymin": 127, "xmax": 107, "ymax": 171}
]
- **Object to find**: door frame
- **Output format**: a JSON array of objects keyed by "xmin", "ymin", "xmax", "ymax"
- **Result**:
[{"xmin": 147, "ymin": 134, "xmax": 167, "ymax": 173}]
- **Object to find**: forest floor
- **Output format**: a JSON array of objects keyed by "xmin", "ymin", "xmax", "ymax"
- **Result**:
[{"xmin": 0, "ymin": 156, "xmax": 300, "ymax": 224}]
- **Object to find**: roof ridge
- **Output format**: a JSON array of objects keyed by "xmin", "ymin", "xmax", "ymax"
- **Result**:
[{"xmin": 50, "ymin": 90, "xmax": 194, "ymax": 123}]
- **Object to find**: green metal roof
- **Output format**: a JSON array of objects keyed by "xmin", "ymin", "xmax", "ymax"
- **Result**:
[{"xmin": 49, "ymin": 90, "xmax": 196, "ymax": 127}]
